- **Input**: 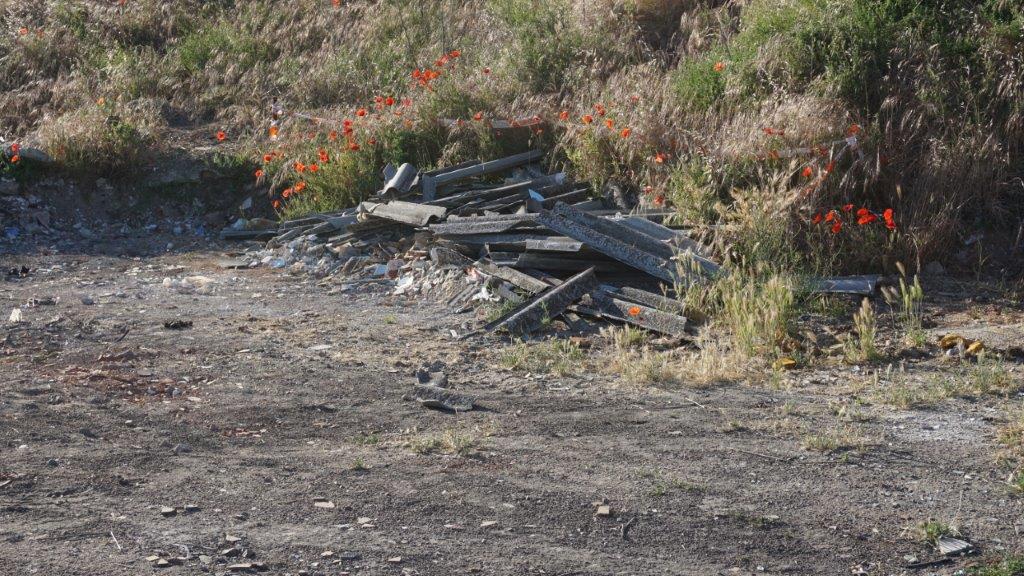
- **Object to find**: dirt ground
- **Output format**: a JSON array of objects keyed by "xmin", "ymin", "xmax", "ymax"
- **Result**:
[{"xmin": 2, "ymin": 234, "xmax": 1023, "ymax": 576}]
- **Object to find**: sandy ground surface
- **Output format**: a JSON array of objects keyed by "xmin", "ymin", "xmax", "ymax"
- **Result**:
[{"xmin": 2, "ymin": 237, "xmax": 1023, "ymax": 576}]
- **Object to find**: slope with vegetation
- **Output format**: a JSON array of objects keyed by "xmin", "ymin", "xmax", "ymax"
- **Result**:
[{"xmin": 3, "ymin": 0, "xmax": 1023, "ymax": 356}]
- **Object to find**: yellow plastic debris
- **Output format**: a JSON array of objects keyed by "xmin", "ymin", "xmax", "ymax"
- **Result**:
[
  {"xmin": 965, "ymin": 341, "xmax": 985, "ymax": 356},
  {"xmin": 939, "ymin": 334, "xmax": 966, "ymax": 349},
  {"xmin": 774, "ymin": 357, "xmax": 798, "ymax": 370}
]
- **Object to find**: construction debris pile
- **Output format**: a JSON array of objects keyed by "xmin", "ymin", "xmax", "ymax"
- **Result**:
[{"xmin": 225, "ymin": 149, "xmax": 870, "ymax": 339}]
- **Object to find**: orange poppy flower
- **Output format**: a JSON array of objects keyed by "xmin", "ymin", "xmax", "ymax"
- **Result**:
[
  {"xmin": 831, "ymin": 221, "xmax": 842, "ymax": 234},
  {"xmin": 885, "ymin": 219, "xmax": 896, "ymax": 230},
  {"xmin": 268, "ymin": 125, "xmax": 279, "ymax": 138},
  {"xmin": 604, "ymin": 119, "xmax": 614, "ymax": 129},
  {"xmin": 318, "ymin": 149, "xmax": 329, "ymax": 163},
  {"xmin": 855, "ymin": 207, "xmax": 870, "ymax": 217},
  {"xmin": 328, "ymin": 131, "xmax": 338, "ymax": 142},
  {"xmin": 559, "ymin": 110, "xmax": 569, "ymax": 121},
  {"xmin": 801, "ymin": 166, "xmax": 813, "ymax": 178},
  {"xmin": 309, "ymin": 163, "xmax": 319, "ymax": 173},
  {"xmin": 11, "ymin": 143, "xmax": 20, "ymax": 154},
  {"xmin": 449, "ymin": 49, "xmax": 461, "ymax": 58},
  {"xmin": 356, "ymin": 108, "xmax": 367, "ymax": 117},
  {"xmin": 262, "ymin": 153, "xmax": 273, "ymax": 163},
  {"xmin": 883, "ymin": 208, "xmax": 894, "ymax": 222},
  {"xmin": 10, "ymin": 155, "xmax": 19, "ymax": 164},
  {"xmin": 628, "ymin": 306, "xmax": 641, "ymax": 317},
  {"xmin": 653, "ymin": 194, "xmax": 665, "ymax": 207},
  {"xmin": 857, "ymin": 213, "xmax": 877, "ymax": 225},
  {"xmin": 294, "ymin": 161, "xmax": 305, "ymax": 173},
  {"xmin": 332, "ymin": 0, "xmax": 340, "ymax": 6},
  {"xmin": 581, "ymin": 114, "xmax": 593, "ymax": 125},
  {"xmin": 473, "ymin": 112, "xmax": 483, "ymax": 121},
  {"xmin": 811, "ymin": 212, "xmax": 823, "ymax": 224},
  {"xmin": 825, "ymin": 210, "xmax": 836, "ymax": 223},
  {"xmin": 349, "ymin": 142, "xmax": 360, "ymax": 151},
  {"xmin": 216, "ymin": 130, "xmax": 226, "ymax": 142},
  {"xmin": 294, "ymin": 181, "xmax": 306, "ymax": 192},
  {"xmin": 713, "ymin": 61, "xmax": 725, "ymax": 72},
  {"xmin": 594, "ymin": 103, "xmax": 606, "ymax": 116},
  {"xmin": 847, "ymin": 124, "xmax": 861, "ymax": 136},
  {"xmin": 282, "ymin": 188, "xmax": 293, "ymax": 198},
  {"xmin": 620, "ymin": 128, "xmax": 631, "ymax": 139},
  {"xmin": 254, "ymin": 169, "xmax": 264, "ymax": 179},
  {"xmin": 272, "ymin": 199, "xmax": 281, "ymax": 209},
  {"xmin": 654, "ymin": 153, "xmax": 667, "ymax": 164}
]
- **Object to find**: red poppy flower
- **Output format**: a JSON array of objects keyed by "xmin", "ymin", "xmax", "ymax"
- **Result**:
[
  {"xmin": 262, "ymin": 153, "xmax": 273, "ymax": 163},
  {"xmin": 10, "ymin": 155, "xmax": 20, "ymax": 164},
  {"xmin": 856, "ymin": 207, "xmax": 870, "ymax": 217},
  {"xmin": 847, "ymin": 124, "xmax": 861, "ymax": 136},
  {"xmin": 18, "ymin": 27, "xmax": 28, "ymax": 36},
  {"xmin": 713, "ymin": 61, "xmax": 725, "ymax": 72},
  {"xmin": 328, "ymin": 131, "xmax": 338, "ymax": 142},
  {"xmin": 812, "ymin": 213, "xmax": 823, "ymax": 224},
  {"xmin": 318, "ymin": 149, "xmax": 329, "ymax": 163},
  {"xmin": 885, "ymin": 219, "xmax": 896, "ymax": 230},
  {"xmin": 763, "ymin": 127, "xmax": 775, "ymax": 135},
  {"xmin": 294, "ymin": 161, "xmax": 305, "ymax": 173},
  {"xmin": 628, "ymin": 306, "xmax": 641, "ymax": 317},
  {"xmin": 272, "ymin": 200, "xmax": 281, "ymax": 209},
  {"xmin": 282, "ymin": 188, "xmax": 293, "ymax": 198},
  {"xmin": 857, "ymin": 213, "xmax": 877, "ymax": 225},
  {"xmin": 842, "ymin": 204, "xmax": 853, "ymax": 212},
  {"xmin": 581, "ymin": 114, "xmax": 593, "ymax": 125},
  {"xmin": 825, "ymin": 161, "xmax": 835, "ymax": 173},
  {"xmin": 473, "ymin": 112, "xmax": 483, "ymax": 121},
  {"xmin": 216, "ymin": 130, "xmax": 226, "ymax": 142},
  {"xmin": 825, "ymin": 210, "xmax": 837, "ymax": 222},
  {"xmin": 883, "ymin": 208, "xmax": 894, "ymax": 222},
  {"xmin": 349, "ymin": 142, "xmax": 360, "ymax": 151},
  {"xmin": 801, "ymin": 166, "xmax": 813, "ymax": 178},
  {"xmin": 254, "ymin": 169, "xmax": 264, "ymax": 179},
  {"xmin": 654, "ymin": 153, "xmax": 667, "ymax": 164},
  {"xmin": 294, "ymin": 181, "xmax": 306, "ymax": 192},
  {"xmin": 449, "ymin": 49, "xmax": 461, "ymax": 58},
  {"xmin": 384, "ymin": 96, "xmax": 395, "ymax": 106},
  {"xmin": 604, "ymin": 118, "xmax": 614, "ymax": 129},
  {"xmin": 831, "ymin": 221, "xmax": 842, "ymax": 234},
  {"xmin": 412, "ymin": 69, "xmax": 422, "ymax": 79},
  {"xmin": 559, "ymin": 110, "xmax": 569, "ymax": 121},
  {"xmin": 594, "ymin": 103, "xmax": 606, "ymax": 116},
  {"xmin": 356, "ymin": 108, "xmax": 367, "ymax": 117},
  {"xmin": 620, "ymin": 127, "xmax": 632, "ymax": 139},
  {"xmin": 653, "ymin": 194, "xmax": 665, "ymax": 207},
  {"xmin": 368, "ymin": 138, "xmax": 377, "ymax": 146},
  {"xmin": 10, "ymin": 143, "xmax": 20, "ymax": 154},
  {"xmin": 309, "ymin": 163, "xmax": 319, "ymax": 173}
]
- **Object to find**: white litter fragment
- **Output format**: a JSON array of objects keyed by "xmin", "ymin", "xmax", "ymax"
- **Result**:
[
  {"xmin": 162, "ymin": 275, "xmax": 216, "ymax": 295},
  {"xmin": 9, "ymin": 308, "xmax": 23, "ymax": 323}
]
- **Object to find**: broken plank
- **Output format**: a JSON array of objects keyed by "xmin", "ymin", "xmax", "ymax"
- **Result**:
[
  {"xmin": 473, "ymin": 260, "xmax": 550, "ymax": 294},
  {"xmin": 578, "ymin": 293, "xmax": 689, "ymax": 337},
  {"xmin": 809, "ymin": 275, "xmax": 882, "ymax": 296},
  {"xmin": 536, "ymin": 207, "xmax": 680, "ymax": 284},
  {"xmin": 484, "ymin": 267, "xmax": 598, "ymax": 335},
  {"xmin": 361, "ymin": 201, "xmax": 447, "ymax": 227}
]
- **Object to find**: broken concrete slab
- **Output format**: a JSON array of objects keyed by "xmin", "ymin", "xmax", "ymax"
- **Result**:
[{"xmin": 360, "ymin": 200, "xmax": 447, "ymax": 227}]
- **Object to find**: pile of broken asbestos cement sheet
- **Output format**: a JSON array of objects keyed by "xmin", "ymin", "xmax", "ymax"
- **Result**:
[{"xmin": 223, "ymin": 149, "xmax": 878, "ymax": 339}]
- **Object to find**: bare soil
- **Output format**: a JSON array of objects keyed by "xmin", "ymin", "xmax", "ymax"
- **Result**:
[{"xmin": 2, "ymin": 236, "xmax": 1023, "ymax": 576}]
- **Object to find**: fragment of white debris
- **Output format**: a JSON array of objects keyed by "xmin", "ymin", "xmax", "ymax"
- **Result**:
[
  {"xmin": 8, "ymin": 308, "xmax": 23, "ymax": 323},
  {"xmin": 162, "ymin": 275, "xmax": 216, "ymax": 295}
]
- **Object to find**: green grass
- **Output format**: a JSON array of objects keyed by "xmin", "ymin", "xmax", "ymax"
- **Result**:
[{"xmin": 970, "ymin": 557, "xmax": 1024, "ymax": 576}]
